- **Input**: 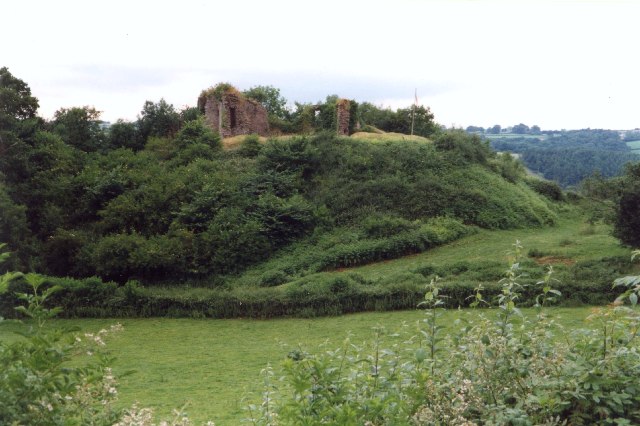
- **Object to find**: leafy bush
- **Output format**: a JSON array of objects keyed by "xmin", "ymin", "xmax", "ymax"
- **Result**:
[
  {"xmin": 433, "ymin": 130, "xmax": 493, "ymax": 165},
  {"xmin": 260, "ymin": 270, "xmax": 289, "ymax": 287},
  {"xmin": 614, "ymin": 164, "xmax": 640, "ymax": 247},
  {"xmin": 237, "ymin": 133, "xmax": 262, "ymax": 157},
  {"xmin": 526, "ymin": 177, "xmax": 565, "ymax": 201},
  {"xmin": 361, "ymin": 214, "xmax": 419, "ymax": 238}
]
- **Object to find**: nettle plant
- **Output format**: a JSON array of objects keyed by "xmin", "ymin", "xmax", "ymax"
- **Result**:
[{"xmin": 247, "ymin": 242, "xmax": 640, "ymax": 425}]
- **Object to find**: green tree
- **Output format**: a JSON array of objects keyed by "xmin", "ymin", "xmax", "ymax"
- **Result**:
[
  {"xmin": 107, "ymin": 119, "xmax": 142, "ymax": 151},
  {"xmin": 0, "ymin": 67, "xmax": 41, "ymax": 183},
  {"xmin": 512, "ymin": 123, "xmax": 530, "ymax": 134},
  {"xmin": 488, "ymin": 124, "xmax": 502, "ymax": 134},
  {"xmin": 0, "ymin": 182, "xmax": 32, "ymax": 271},
  {"xmin": 50, "ymin": 106, "xmax": 106, "ymax": 152},
  {"xmin": 614, "ymin": 163, "xmax": 640, "ymax": 247},
  {"xmin": 136, "ymin": 99, "xmax": 180, "ymax": 142},
  {"xmin": 179, "ymin": 106, "xmax": 202, "ymax": 123},
  {"xmin": 0, "ymin": 66, "xmax": 39, "ymax": 127},
  {"xmin": 173, "ymin": 117, "xmax": 221, "ymax": 150},
  {"xmin": 243, "ymin": 85, "xmax": 289, "ymax": 120}
]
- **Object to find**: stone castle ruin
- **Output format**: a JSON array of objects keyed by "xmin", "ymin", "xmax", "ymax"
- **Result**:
[
  {"xmin": 198, "ymin": 83, "xmax": 356, "ymax": 137},
  {"xmin": 198, "ymin": 85, "xmax": 269, "ymax": 138},
  {"xmin": 335, "ymin": 99, "xmax": 351, "ymax": 136}
]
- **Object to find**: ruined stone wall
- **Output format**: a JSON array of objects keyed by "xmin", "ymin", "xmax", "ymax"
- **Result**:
[
  {"xmin": 199, "ymin": 89, "xmax": 269, "ymax": 137},
  {"xmin": 336, "ymin": 99, "xmax": 351, "ymax": 136}
]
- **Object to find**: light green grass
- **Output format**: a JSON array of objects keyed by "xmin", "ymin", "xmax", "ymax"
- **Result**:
[
  {"xmin": 625, "ymin": 140, "xmax": 640, "ymax": 150},
  {"xmin": 0, "ymin": 307, "xmax": 598, "ymax": 424},
  {"xmin": 350, "ymin": 131, "xmax": 431, "ymax": 143},
  {"xmin": 484, "ymin": 133, "xmax": 546, "ymax": 140}
]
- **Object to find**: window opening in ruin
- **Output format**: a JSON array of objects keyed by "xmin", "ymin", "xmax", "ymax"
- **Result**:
[{"xmin": 229, "ymin": 107, "xmax": 237, "ymax": 128}]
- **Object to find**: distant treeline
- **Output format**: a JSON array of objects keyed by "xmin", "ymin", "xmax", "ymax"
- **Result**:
[{"xmin": 486, "ymin": 129, "xmax": 639, "ymax": 187}]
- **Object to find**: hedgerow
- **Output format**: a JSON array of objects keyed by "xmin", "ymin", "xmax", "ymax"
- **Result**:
[{"xmin": 0, "ymin": 255, "xmax": 630, "ymax": 319}]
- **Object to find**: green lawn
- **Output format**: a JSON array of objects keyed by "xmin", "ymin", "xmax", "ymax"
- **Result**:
[{"xmin": 0, "ymin": 307, "xmax": 597, "ymax": 424}]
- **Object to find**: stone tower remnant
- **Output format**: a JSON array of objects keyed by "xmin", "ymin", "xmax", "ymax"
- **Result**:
[
  {"xmin": 335, "ymin": 99, "xmax": 351, "ymax": 136},
  {"xmin": 198, "ymin": 85, "xmax": 269, "ymax": 138}
]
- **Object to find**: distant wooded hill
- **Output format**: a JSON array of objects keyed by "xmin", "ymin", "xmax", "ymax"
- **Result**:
[{"xmin": 485, "ymin": 129, "xmax": 639, "ymax": 187}]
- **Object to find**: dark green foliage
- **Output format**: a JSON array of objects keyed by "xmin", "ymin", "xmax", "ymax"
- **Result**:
[
  {"xmin": 238, "ymin": 134, "xmax": 262, "ymax": 157},
  {"xmin": 5, "ymin": 129, "xmax": 558, "ymax": 283},
  {"xmin": 614, "ymin": 163, "xmax": 640, "ymax": 247},
  {"xmin": 260, "ymin": 270, "xmax": 289, "ymax": 287},
  {"xmin": 0, "ymin": 66, "xmax": 39, "ymax": 132},
  {"xmin": 493, "ymin": 152, "xmax": 525, "ymax": 183},
  {"xmin": 50, "ymin": 106, "xmax": 106, "ymax": 152},
  {"xmin": 434, "ymin": 130, "xmax": 493, "ymax": 164},
  {"xmin": 173, "ymin": 117, "xmax": 221, "ymax": 150},
  {"xmin": 41, "ymin": 229, "xmax": 87, "ymax": 276},
  {"xmin": 489, "ymin": 129, "xmax": 639, "ymax": 187},
  {"xmin": 580, "ymin": 172, "xmax": 624, "ymax": 201},
  {"xmin": 242, "ymin": 85, "xmax": 289, "ymax": 120},
  {"xmin": 136, "ymin": 98, "xmax": 180, "ymax": 142},
  {"xmin": 522, "ymin": 149, "xmax": 638, "ymax": 187},
  {"xmin": 361, "ymin": 214, "xmax": 419, "ymax": 238},
  {"xmin": 526, "ymin": 178, "xmax": 564, "ymax": 201},
  {"xmin": 107, "ymin": 119, "xmax": 142, "ymax": 151},
  {"xmin": 0, "ymin": 182, "xmax": 32, "ymax": 271},
  {"xmin": 88, "ymin": 232, "xmax": 188, "ymax": 283},
  {"xmin": 358, "ymin": 102, "xmax": 437, "ymax": 137},
  {"xmin": 250, "ymin": 193, "xmax": 320, "ymax": 247},
  {"xmin": 179, "ymin": 106, "xmax": 202, "ymax": 123}
]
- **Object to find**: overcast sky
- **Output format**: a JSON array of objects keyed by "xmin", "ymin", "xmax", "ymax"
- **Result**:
[{"xmin": 3, "ymin": 0, "xmax": 639, "ymax": 130}]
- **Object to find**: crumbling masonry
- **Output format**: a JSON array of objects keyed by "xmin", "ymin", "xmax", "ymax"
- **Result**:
[
  {"xmin": 336, "ymin": 99, "xmax": 351, "ymax": 136},
  {"xmin": 198, "ymin": 84, "xmax": 356, "ymax": 137},
  {"xmin": 198, "ymin": 88, "xmax": 269, "ymax": 138}
]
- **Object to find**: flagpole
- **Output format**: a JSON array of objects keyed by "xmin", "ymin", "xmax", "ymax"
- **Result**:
[{"xmin": 410, "ymin": 89, "xmax": 417, "ymax": 136}]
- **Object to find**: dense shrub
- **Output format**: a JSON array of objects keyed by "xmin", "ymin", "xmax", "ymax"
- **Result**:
[
  {"xmin": 4, "ymin": 123, "xmax": 561, "ymax": 283},
  {"xmin": 614, "ymin": 164, "xmax": 640, "ymax": 247},
  {"xmin": 361, "ymin": 214, "xmax": 420, "ymax": 238},
  {"xmin": 237, "ymin": 133, "xmax": 262, "ymax": 157},
  {"xmin": 526, "ymin": 177, "xmax": 565, "ymax": 201}
]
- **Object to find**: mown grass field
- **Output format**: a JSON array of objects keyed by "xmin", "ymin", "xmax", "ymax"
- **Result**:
[
  {"xmin": 0, "ymin": 307, "xmax": 596, "ymax": 424},
  {"xmin": 626, "ymin": 139, "xmax": 640, "ymax": 154}
]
